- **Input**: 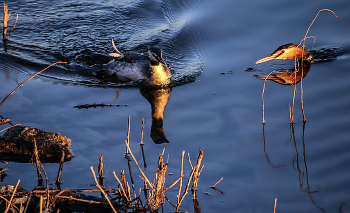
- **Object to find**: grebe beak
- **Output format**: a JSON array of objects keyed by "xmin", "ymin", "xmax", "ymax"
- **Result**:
[{"xmin": 256, "ymin": 55, "xmax": 278, "ymax": 64}]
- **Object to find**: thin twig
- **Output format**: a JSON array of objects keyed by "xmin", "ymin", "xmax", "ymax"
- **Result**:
[
  {"xmin": 188, "ymin": 153, "xmax": 193, "ymax": 170},
  {"xmin": 298, "ymin": 9, "xmax": 337, "ymax": 122},
  {"xmin": 10, "ymin": 14, "xmax": 18, "ymax": 32},
  {"xmin": 163, "ymin": 174, "xmax": 185, "ymax": 193},
  {"xmin": 0, "ymin": 124, "xmax": 21, "ymax": 132},
  {"xmin": 301, "ymin": 9, "xmax": 337, "ymax": 47},
  {"xmin": 210, "ymin": 177, "xmax": 223, "ymax": 188},
  {"xmin": 0, "ymin": 62, "xmax": 67, "ymax": 107}
]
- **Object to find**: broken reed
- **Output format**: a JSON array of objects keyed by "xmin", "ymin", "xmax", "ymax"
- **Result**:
[{"xmin": 3, "ymin": 3, "xmax": 18, "ymax": 51}]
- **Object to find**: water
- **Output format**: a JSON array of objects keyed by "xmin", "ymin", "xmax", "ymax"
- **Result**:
[{"xmin": 1, "ymin": 0, "xmax": 350, "ymax": 212}]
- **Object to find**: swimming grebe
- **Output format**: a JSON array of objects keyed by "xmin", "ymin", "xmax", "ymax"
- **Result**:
[
  {"xmin": 256, "ymin": 43, "xmax": 313, "ymax": 64},
  {"xmin": 255, "ymin": 43, "xmax": 312, "ymax": 85},
  {"xmin": 86, "ymin": 47, "xmax": 171, "ymax": 86}
]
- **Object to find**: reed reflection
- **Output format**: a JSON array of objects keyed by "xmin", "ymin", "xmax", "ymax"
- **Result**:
[
  {"xmin": 262, "ymin": 122, "xmax": 325, "ymax": 212},
  {"xmin": 140, "ymin": 86, "xmax": 171, "ymax": 144}
]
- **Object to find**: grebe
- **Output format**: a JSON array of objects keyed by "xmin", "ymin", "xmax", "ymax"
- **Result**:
[
  {"xmin": 255, "ymin": 43, "xmax": 312, "ymax": 85},
  {"xmin": 84, "ymin": 47, "xmax": 171, "ymax": 86},
  {"xmin": 256, "ymin": 43, "xmax": 313, "ymax": 64}
]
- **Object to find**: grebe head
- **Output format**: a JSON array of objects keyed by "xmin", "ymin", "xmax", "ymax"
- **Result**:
[
  {"xmin": 147, "ymin": 47, "xmax": 166, "ymax": 66},
  {"xmin": 256, "ymin": 43, "xmax": 313, "ymax": 64}
]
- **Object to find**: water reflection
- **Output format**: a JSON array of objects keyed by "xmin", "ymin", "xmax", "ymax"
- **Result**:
[
  {"xmin": 262, "ymin": 122, "xmax": 325, "ymax": 212},
  {"xmin": 255, "ymin": 60, "xmax": 311, "ymax": 85},
  {"xmin": 290, "ymin": 123, "xmax": 325, "ymax": 212},
  {"xmin": 140, "ymin": 86, "xmax": 171, "ymax": 144}
]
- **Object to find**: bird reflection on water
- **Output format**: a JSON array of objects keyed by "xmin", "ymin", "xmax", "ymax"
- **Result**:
[{"xmin": 140, "ymin": 86, "xmax": 171, "ymax": 144}]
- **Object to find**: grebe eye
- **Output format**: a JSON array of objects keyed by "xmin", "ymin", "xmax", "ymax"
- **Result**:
[{"xmin": 281, "ymin": 50, "xmax": 285, "ymax": 53}]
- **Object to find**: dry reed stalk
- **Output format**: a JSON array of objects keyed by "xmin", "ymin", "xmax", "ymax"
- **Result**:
[
  {"xmin": 98, "ymin": 155, "xmax": 104, "ymax": 186},
  {"xmin": 113, "ymin": 171, "xmax": 130, "ymax": 202},
  {"xmin": 90, "ymin": 166, "xmax": 117, "ymax": 213},
  {"xmin": 125, "ymin": 118, "xmax": 136, "ymax": 200},
  {"xmin": 140, "ymin": 118, "xmax": 147, "ymax": 170},
  {"xmin": 56, "ymin": 151, "xmax": 65, "ymax": 187},
  {"xmin": 121, "ymin": 170, "xmax": 130, "ymax": 200},
  {"xmin": 300, "ymin": 60, "xmax": 306, "ymax": 122},
  {"xmin": 127, "ymin": 158, "xmax": 137, "ymax": 201},
  {"xmin": 176, "ymin": 164, "xmax": 195, "ymax": 212},
  {"xmin": 163, "ymin": 175, "xmax": 185, "ymax": 193},
  {"xmin": 297, "ymin": 9, "xmax": 337, "ymax": 122},
  {"xmin": 0, "ymin": 62, "xmax": 67, "ymax": 107},
  {"xmin": 210, "ymin": 177, "xmax": 223, "ymax": 188},
  {"xmin": 33, "ymin": 138, "xmax": 43, "ymax": 184},
  {"xmin": 125, "ymin": 117, "xmax": 131, "ymax": 155},
  {"xmin": 4, "ymin": 179, "xmax": 20, "ymax": 213},
  {"xmin": 300, "ymin": 9, "xmax": 337, "ymax": 48},
  {"xmin": 125, "ymin": 140, "xmax": 154, "ymax": 189},
  {"xmin": 191, "ymin": 149, "xmax": 204, "ymax": 199},
  {"xmin": 10, "ymin": 14, "xmax": 18, "ymax": 32},
  {"xmin": 188, "ymin": 153, "xmax": 193, "ymax": 170},
  {"xmin": 273, "ymin": 198, "xmax": 277, "ymax": 213},
  {"xmin": 121, "ymin": 170, "xmax": 127, "ymax": 192},
  {"xmin": 3, "ymin": 3, "xmax": 10, "ymax": 39},
  {"xmin": 176, "ymin": 151, "xmax": 185, "ymax": 208},
  {"xmin": 39, "ymin": 196, "xmax": 43, "ymax": 213}
]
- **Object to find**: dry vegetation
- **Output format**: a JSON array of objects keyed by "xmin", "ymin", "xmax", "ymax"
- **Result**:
[{"xmin": 0, "ymin": 117, "xmax": 218, "ymax": 213}]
